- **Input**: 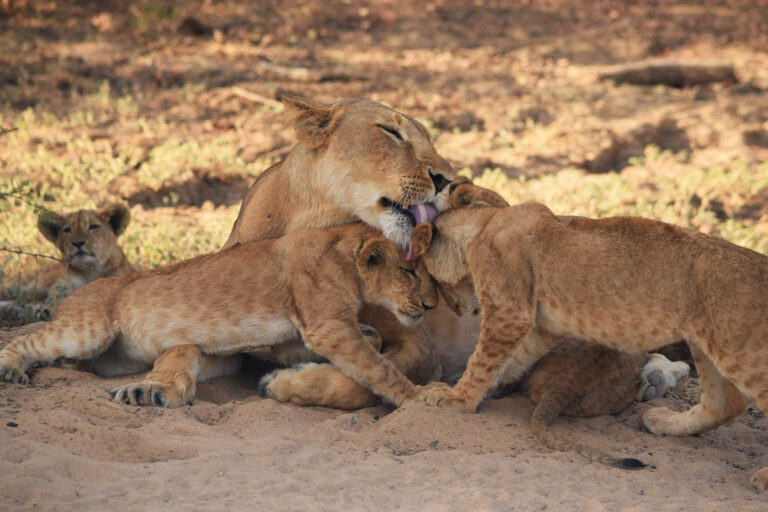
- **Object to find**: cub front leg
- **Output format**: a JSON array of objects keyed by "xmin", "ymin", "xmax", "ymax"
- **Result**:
[
  {"xmin": 112, "ymin": 344, "xmax": 204, "ymax": 407},
  {"xmin": 420, "ymin": 310, "xmax": 533, "ymax": 412},
  {"xmin": 301, "ymin": 318, "xmax": 418, "ymax": 406},
  {"xmin": 111, "ymin": 345, "xmax": 241, "ymax": 408}
]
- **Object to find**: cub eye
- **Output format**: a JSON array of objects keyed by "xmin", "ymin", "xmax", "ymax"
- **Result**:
[
  {"xmin": 400, "ymin": 267, "xmax": 417, "ymax": 278},
  {"xmin": 62, "ymin": 227, "xmax": 72, "ymax": 233},
  {"xmin": 88, "ymin": 224, "xmax": 100, "ymax": 230},
  {"xmin": 377, "ymin": 124, "xmax": 403, "ymax": 141}
]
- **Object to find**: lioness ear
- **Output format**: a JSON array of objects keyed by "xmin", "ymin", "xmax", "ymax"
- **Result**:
[
  {"xmin": 281, "ymin": 94, "xmax": 345, "ymax": 150},
  {"xmin": 98, "ymin": 203, "xmax": 131, "ymax": 236},
  {"xmin": 409, "ymin": 223, "xmax": 434, "ymax": 260},
  {"xmin": 37, "ymin": 210, "xmax": 64, "ymax": 243},
  {"xmin": 357, "ymin": 238, "xmax": 394, "ymax": 274}
]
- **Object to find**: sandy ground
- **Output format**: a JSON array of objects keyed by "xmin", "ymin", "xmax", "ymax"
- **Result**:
[{"xmin": 1, "ymin": 324, "xmax": 767, "ymax": 511}]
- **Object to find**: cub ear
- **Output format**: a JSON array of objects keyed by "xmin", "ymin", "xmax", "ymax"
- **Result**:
[
  {"xmin": 408, "ymin": 223, "xmax": 434, "ymax": 260},
  {"xmin": 281, "ymin": 94, "xmax": 345, "ymax": 150},
  {"xmin": 356, "ymin": 238, "xmax": 395, "ymax": 274},
  {"xmin": 37, "ymin": 210, "xmax": 64, "ymax": 243},
  {"xmin": 98, "ymin": 203, "xmax": 131, "ymax": 236}
]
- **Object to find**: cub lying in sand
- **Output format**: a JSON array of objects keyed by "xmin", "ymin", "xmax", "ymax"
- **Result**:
[
  {"xmin": 0, "ymin": 223, "xmax": 437, "ymax": 408},
  {"xmin": 0, "ymin": 203, "xmax": 134, "ymax": 319},
  {"xmin": 524, "ymin": 338, "xmax": 647, "ymax": 470},
  {"xmin": 409, "ymin": 203, "xmax": 768, "ymax": 491}
]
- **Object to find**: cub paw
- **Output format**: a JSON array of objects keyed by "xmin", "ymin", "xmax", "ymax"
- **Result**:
[
  {"xmin": 642, "ymin": 406, "xmax": 680, "ymax": 435},
  {"xmin": 0, "ymin": 356, "xmax": 30, "ymax": 385},
  {"xmin": 418, "ymin": 384, "xmax": 476, "ymax": 413},
  {"xmin": 110, "ymin": 380, "xmax": 190, "ymax": 408},
  {"xmin": 637, "ymin": 354, "xmax": 691, "ymax": 401},
  {"xmin": 751, "ymin": 467, "xmax": 768, "ymax": 493}
]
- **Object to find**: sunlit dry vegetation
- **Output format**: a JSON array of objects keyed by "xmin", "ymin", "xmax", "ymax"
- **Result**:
[{"xmin": 2, "ymin": 0, "xmax": 768, "ymax": 319}]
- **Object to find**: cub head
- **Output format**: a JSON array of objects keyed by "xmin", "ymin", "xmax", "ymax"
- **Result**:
[
  {"xmin": 38, "ymin": 203, "xmax": 130, "ymax": 271},
  {"xmin": 282, "ymin": 94, "xmax": 455, "ymax": 248},
  {"xmin": 408, "ymin": 221, "xmax": 472, "ymax": 286},
  {"xmin": 355, "ymin": 237, "xmax": 438, "ymax": 326}
]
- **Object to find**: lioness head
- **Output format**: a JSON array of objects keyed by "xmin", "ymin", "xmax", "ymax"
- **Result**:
[
  {"xmin": 282, "ymin": 94, "xmax": 455, "ymax": 248},
  {"xmin": 38, "ymin": 203, "xmax": 131, "ymax": 271},
  {"xmin": 355, "ymin": 237, "xmax": 438, "ymax": 326}
]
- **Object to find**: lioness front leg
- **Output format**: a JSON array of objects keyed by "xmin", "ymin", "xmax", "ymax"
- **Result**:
[
  {"xmin": 301, "ymin": 318, "xmax": 418, "ymax": 406},
  {"xmin": 643, "ymin": 343, "xmax": 746, "ymax": 435},
  {"xmin": 420, "ymin": 310, "xmax": 533, "ymax": 412},
  {"xmin": 112, "ymin": 345, "xmax": 242, "ymax": 408}
]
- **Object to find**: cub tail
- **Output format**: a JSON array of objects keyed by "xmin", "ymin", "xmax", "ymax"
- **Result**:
[{"xmin": 529, "ymin": 393, "xmax": 646, "ymax": 470}]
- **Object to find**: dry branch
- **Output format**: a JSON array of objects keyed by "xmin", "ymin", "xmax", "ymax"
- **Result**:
[
  {"xmin": 599, "ymin": 61, "xmax": 737, "ymax": 87},
  {"xmin": 257, "ymin": 57, "xmax": 362, "ymax": 83},
  {"xmin": 231, "ymin": 87, "xmax": 284, "ymax": 109}
]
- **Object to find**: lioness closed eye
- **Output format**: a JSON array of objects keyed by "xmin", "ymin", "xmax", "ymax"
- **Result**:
[
  {"xmin": 409, "ymin": 203, "xmax": 768, "ymax": 491},
  {"xmin": 0, "ymin": 223, "xmax": 437, "ymax": 409}
]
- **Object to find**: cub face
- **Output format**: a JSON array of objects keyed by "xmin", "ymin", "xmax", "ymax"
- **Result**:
[
  {"xmin": 283, "ymin": 95, "xmax": 455, "ymax": 249},
  {"xmin": 356, "ymin": 237, "xmax": 438, "ymax": 326},
  {"xmin": 37, "ymin": 203, "xmax": 130, "ymax": 271}
]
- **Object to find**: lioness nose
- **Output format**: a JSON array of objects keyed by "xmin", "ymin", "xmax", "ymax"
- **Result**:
[
  {"xmin": 428, "ymin": 169, "xmax": 450, "ymax": 193},
  {"xmin": 72, "ymin": 241, "xmax": 85, "ymax": 249}
]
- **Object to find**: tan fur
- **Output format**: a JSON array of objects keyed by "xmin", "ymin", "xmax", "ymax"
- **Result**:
[
  {"xmin": 222, "ymin": 95, "xmax": 453, "ymax": 409},
  {"xmin": 525, "ymin": 338, "xmax": 646, "ymax": 470},
  {"xmin": 410, "ymin": 203, "xmax": 768, "ymax": 491},
  {"xmin": 0, "ymin": 203, "xmax": 134, "ymax": 315},
  {"xmin": 0, "ymin": 223, "xmax": 438, "ymax": 409}
]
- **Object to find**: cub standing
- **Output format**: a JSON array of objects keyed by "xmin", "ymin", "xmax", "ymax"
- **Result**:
[
  {"xmin": 409, "ymin": 203, "xmax": 768, "ymax": 491},
  {"xmin": 0, "ymin": 223, "xmax": 437, "ymax": 409}
]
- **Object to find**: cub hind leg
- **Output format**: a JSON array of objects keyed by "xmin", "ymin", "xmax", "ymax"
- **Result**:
[
  {"xmin": 259, "ymin": 322, "xmax": 389, "ymax": 409},
  {"xmin": 643, "ymin": 343, "xmax": 746, "ymax": 436},
  {"xmin": 0, "ymin": 299, "xmax": 115, "ymax": 383}
]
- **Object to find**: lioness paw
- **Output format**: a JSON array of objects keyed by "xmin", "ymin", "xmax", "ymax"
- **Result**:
[{"xmin": 110, "ymin": 381, "xmax": 189, "ymax": 408}]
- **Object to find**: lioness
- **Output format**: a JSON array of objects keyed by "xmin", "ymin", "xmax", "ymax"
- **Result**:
[
  {"xmin": 0, "ymin": 223, "xmax": 437, "ymax": 408},
  {"xmin": 409, "ymin": 203, "xmax": 768, "ymax": 491},
  {"xmin": 0, "ymin": 203, "xmax": 135, "ymax": 320}
]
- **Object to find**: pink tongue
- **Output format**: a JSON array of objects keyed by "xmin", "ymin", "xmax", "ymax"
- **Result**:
[
  {"xmin": 409, "ymin": 203, "xmax": 437, "ymax": 224},
  {"xmin": 405, "ymin": 203, "xmax": 438, "ymax": 261}
]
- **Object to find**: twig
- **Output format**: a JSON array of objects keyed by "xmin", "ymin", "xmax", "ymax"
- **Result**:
[
  {"xmin": 0, "ymin": 245, "xmax": 64, "ymax": 263},
  {"xmin": 231, "ymin": 87, "xmax": 284, "ymax": 109},
  {"xmin": 0, "ymin": 126, "xmax": 17, "ymax": 136}
]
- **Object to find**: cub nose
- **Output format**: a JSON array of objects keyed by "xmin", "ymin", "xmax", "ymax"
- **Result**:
[
  {"xmin": 428, "ymin": 168, "xmax": 450, "ymax": 193},
  {"xmin": 72, "ymin": 241, "xmax": 86, "ymax": 249}
]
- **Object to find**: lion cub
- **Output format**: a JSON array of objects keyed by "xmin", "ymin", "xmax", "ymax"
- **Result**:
[
  {"xmin": 409, "ymin": 203, "xmax": 768, "ymax": 491},
  {"xmin": 0, "ymin": 203, "xmax": 135, "ymax": 319},
  {"xmin": 0, "ymin": 223, "xmax": 437, "ymax": 409}
]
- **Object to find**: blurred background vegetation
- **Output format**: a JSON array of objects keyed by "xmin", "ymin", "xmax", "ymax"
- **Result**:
[{"xmin": 1, "ymin": 0, "xmax": 767, "ymax": 286}]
